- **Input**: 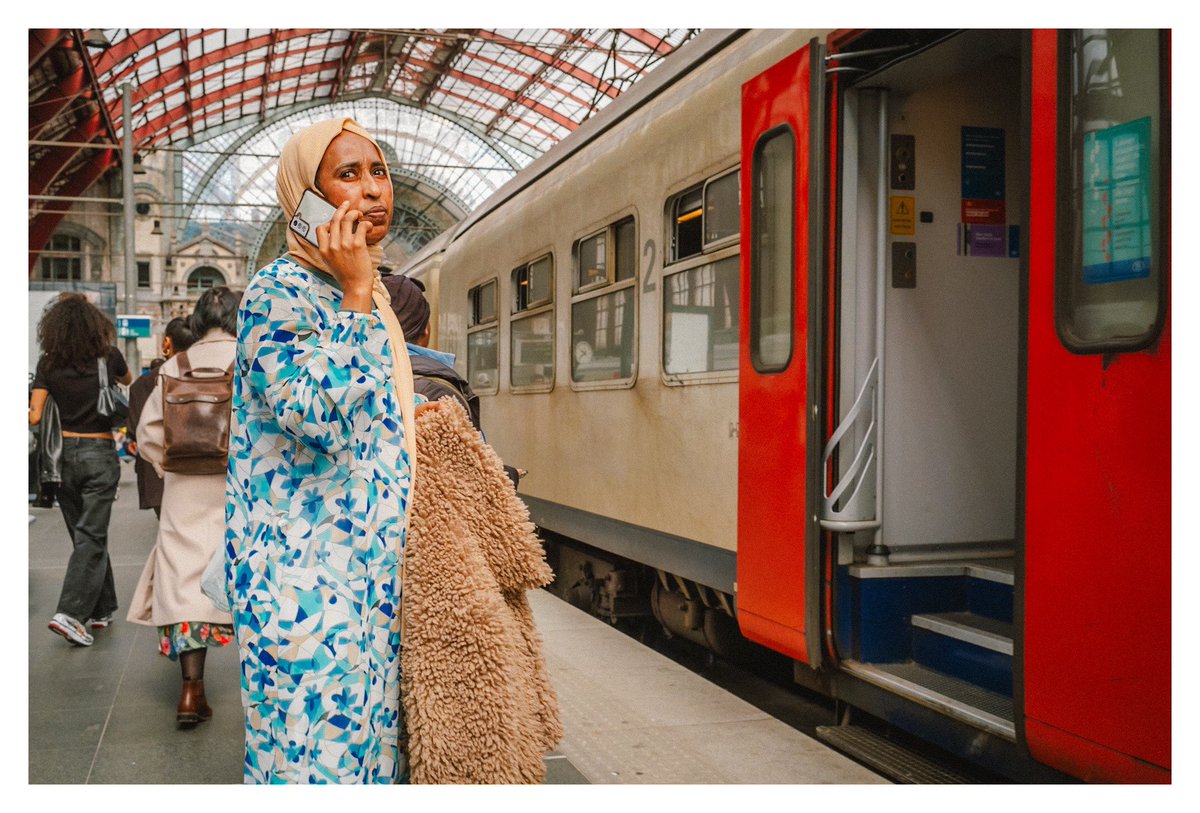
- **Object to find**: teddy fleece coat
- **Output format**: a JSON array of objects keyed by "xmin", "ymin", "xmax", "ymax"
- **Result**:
[{"xmin": 402, "ymin": 398, "xmax": 563, "ymax": 784}]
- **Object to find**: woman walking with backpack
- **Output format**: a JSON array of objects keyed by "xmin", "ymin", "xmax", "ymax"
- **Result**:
[
  {"xmin": 128, "ymin": 286, "xmax": 241, "ymax": 727},
  {"xmin": 28, "ymin": 294, "xmax": 132, "ymax": 647}
]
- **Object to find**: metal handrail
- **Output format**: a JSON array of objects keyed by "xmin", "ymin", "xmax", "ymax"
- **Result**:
[{"xmin": 820, "ymin": 356, "xmax": 880, "ymax": 531}]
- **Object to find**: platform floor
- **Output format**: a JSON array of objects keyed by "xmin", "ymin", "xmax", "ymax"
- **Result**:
[{"xmin": 25, "ymin": 462, "xmax": 885, "ymax": 786}]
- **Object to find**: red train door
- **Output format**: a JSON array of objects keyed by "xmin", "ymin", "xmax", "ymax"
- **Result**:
[
  {"xmin": 736, "ymin": 39, "xmax": 825, "ymax": 664},
  {"xmin": 1024, "ymin": 29, "xmax": 1170, "ymax": 782}
]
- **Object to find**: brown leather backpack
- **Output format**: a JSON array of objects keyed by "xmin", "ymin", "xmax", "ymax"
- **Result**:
[{"xmin": 160, "ymin": 351, "xmax": 234, "ymax": 475}]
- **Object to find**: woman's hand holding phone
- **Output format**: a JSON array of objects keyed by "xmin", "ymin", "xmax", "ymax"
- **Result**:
[{"xmin": 316, "ymin": 201, "xmax": 374, "ymax": 313}]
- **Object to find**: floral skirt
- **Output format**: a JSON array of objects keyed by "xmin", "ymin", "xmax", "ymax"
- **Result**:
[{"xmin": 158, "ymin": 621, "xmax": 234, "ymax": 660}]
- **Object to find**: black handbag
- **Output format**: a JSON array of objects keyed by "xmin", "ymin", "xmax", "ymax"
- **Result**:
[{"xmin": 96, "ymin": 357, "xmax": 129, "ymax": 428}]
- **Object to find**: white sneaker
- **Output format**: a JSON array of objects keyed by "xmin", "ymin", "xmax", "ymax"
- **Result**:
[
  {"xmin": 87, "ymin": 614, "xmax": 114, "ymax": 629},
  {"xmin": 49, "ymin": 613, "xmax": 94, "ymax": 646}
]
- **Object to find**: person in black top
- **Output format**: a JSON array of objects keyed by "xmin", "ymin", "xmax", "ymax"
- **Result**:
[
  {"xmin": 126, "ymin": 317, "xmax": 195, "ymax": 517},
  {"xmin": 28, "ymin": 294, "xmax": 132, "ymax": 646}
]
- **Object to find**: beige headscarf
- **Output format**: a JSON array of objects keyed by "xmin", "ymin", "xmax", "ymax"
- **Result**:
[
  {"xmin": 275, "ymin": 117, "xmax": 418, "ymax": 509},
  {"xmin": 276, "ymin": 117, "xmax": 387, "ymax": 274}
]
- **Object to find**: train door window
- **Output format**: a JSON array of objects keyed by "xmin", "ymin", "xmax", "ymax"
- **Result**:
[
  {"xmin": 750, "ymin": 126, "xmax": 795, "ymax": 372},
  {"xmin": 510, "ymin": 255, "xmax": 554, "ymax": 392},
  {"xmin": 663, "ymin": 254, "xmax": 740, "ymax": 376},
  {"xmin": 571, "ymin": 216, "xmax": 637, "ymax": 388},
  {"xmin": 467, "ymin": 279, "xmax": 499, "ymax": 394},
  {"xmin": 1056, "ymin": 29, "xmax": 1166, "ymax": 352}
]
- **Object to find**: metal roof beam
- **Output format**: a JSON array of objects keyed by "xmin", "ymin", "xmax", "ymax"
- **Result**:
[
  {"xmin": 92, "ymin": 29, "xmax": 175, "ymax": 80},
  {"xmin": 486, "ymin": 28, "xmax": 583, "ymax": 135},
  {"xmin": 28, "ymin": 59, "xmax": 88, "ymax": 139},
  {"xmin": 472, "ymin": 30, "xmax": 619, "ymax": 100},
  {"xmin": 402, "ymin": 55, "xmax": 577, "ymax": 132},
  {"xmin": 259, "ymin": 29, "xmax": 280, "ymax": 124},
  {"xmin": 408, "ymin": 31, "xmax": 469, "ymax": 107},
  {"xmin": 332, "ymin": 30, "xmax": 365, "ymax": 102},
  {"xmin": 620, "ymin": 29, "xmax": 676, "ymax": 56},
  {"xmin": 29, "ymin": 109, "xmax": 106, "ymax": 197},
  {"xmin": 29, "ymin": 149, "xmax": 117, "ymax": 272},
  {"xmin": 141, "ymin": 59, "xmax": 342, "ymax": 143},
  {"xmin": 30, "ymin": 29, "xmax": 68, "ymax": 69}
]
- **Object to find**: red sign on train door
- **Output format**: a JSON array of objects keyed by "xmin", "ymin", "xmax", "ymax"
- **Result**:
[{"xmin": 736, "ymin": 39, "xmax": 825, "ymax": 665}]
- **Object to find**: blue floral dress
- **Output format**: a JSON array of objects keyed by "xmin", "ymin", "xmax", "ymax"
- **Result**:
[{"xmin": 224, "ymin": 256, "xmax": 412, "ymax": 784}]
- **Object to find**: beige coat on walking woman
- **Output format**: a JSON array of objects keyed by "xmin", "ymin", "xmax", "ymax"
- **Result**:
[{"xmin": 127, "ymin": 329, "xmax": 235, "ymax": 629}]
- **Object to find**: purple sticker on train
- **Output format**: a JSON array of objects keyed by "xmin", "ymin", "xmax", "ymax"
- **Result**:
[{"xmin": 958, "ymin": 224, "xmax": 1006, "ymax": 257}]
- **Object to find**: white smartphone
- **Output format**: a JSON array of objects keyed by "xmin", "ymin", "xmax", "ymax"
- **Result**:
[{"xmin": 289, "ymin": 189, "xmax": 338, "ymax": 247}]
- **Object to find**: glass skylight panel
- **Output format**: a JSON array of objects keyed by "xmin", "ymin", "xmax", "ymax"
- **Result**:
[{"xmin": 159, "ymin": 47, "xmax": 182, "ymax": 71}]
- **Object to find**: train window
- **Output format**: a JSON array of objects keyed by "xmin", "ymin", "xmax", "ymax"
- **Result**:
[
  {"xmin": 577, "ymin": 231, "xmax": 607, "ymax": 290},
  {"xmin": 672, "ymin": 186, "xmax": 703, "ymax": 261},
  {"xmin": 510, "ymin": 311, "xmax": 554, "ymax": 391},
  {"xmin": 467, "ymin": 278, "xmax": 499, "ymax": 394},
  {"xmin": 510, "ymin": 254, "xmax": 554, "ymax": 391},
  {"xmin": 466, "ymin": 327, "xmax": 499, "ymax": 394},
  {"xmin": 750, "ymin": 126, "xmax": 795, "ymax": 373},
  {"xmin": 571, "ymin": 215, "xmax": 638, "ymax": 387},
  {"xmin": 703, "ymin": 171, "xmax": 740, "ymax": 247},
  {"xmin": 614, "ymin": 218, "xmax": 637, "ymax": 282},
  {"xmin": 663, "ymin": 255, "xmax": 740, "ymax": 375},
  {"xmin": 1056, "ymin": 29, "xmax": 1166, "ymax": 353},
  {"xmin": 575, "ymin": 217, "xmax": 636, "ymax": 292},
  {"xmin": 670, "ymin": 170, "xmax": 741, "ymax": 263},
  {"xmin": 468, "ymin": 279, "xmax": 497, "ymax": 327},
  {"xmin": 571, "ymin": 288, "xmax": 635, "ymax": 383},
  {"xmin": 513, "ymin": 255, "xmax": 553, "ymax": 313}
]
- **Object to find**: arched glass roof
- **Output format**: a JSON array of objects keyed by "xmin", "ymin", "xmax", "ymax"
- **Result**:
[{"xmin": 29, "ymin": 28, "xmax": 700, "ymax": 269}]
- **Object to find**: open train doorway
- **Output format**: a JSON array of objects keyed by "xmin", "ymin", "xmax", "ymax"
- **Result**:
[{"xmin": 823, "ymin": 29, "xmax": 1026, "ymax": 744}]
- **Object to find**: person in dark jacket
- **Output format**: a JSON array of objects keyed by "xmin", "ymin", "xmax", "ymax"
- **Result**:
[
  {"xmin": 382, "ymin": 273, "xmax": 523, "ymax": 488},
  {"xmin": 126, "ymin": 317, "xmax": 195, "ymax": 517},
  {"xmin": 382, "ymin": 273, "xmax": 481, "ymax": 429}
]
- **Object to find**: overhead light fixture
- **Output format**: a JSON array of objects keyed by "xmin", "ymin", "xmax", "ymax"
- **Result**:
[
  {"xmin": 82, "ymin": 29, "xmax": 112, "ymax": 51},
  {"xmin": 151, "ymin": 220, "xmax": 163, "ymax": 235}
]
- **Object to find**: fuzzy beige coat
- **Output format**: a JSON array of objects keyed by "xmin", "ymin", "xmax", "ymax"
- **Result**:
[{"xmin": 402, "ymin": 399, "xmax": 563, "ymax": 784}]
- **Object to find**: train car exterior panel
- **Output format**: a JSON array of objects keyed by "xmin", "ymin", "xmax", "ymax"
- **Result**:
[
  {"xmin": 736, "ymin": 40, "xmax": 820, "ymax": 664},
  {"xmin": 1022, "ymin": 29, "xmax": 1171, "ymax": 782},
  {"xmin": 432, "ymin": 30, "xmax": 826, "ymax": 560}
]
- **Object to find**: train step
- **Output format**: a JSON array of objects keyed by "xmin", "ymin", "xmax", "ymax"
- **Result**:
[
  {"xmin": 815, "ymin": 724, "xmax": 980, "ymax": 783},
  {"xmin": 841, "ymin": 659, "xmax": 1015, "ymax": 741},
  {"xmin": 910, "ymin": 611, "xmax": 1014, "ymax": 697}
]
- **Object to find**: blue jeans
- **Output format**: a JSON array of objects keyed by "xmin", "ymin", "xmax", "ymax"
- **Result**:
[{"xmin": 54, "ymin": 437, "xmax": 120, "ymax": 621}]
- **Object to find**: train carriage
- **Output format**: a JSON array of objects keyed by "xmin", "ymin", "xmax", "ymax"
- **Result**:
[{"xmin": 399, "ymin": 28, "xmax": 1170, "ymax": 783}]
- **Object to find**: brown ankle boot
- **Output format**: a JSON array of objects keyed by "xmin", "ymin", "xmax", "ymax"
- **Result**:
[{"xmin": 177, "ymin": 679, "xmax": 213, "ymax": 728}]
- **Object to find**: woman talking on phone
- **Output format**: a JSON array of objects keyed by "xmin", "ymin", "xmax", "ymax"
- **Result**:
[{"xmin": 224, "ymin": 118, "xmax": 418, "ymax": 783}]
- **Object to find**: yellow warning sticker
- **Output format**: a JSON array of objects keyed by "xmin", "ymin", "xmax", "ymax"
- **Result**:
[{"xmin": 890, "ymin": 196, "xmax": 915, "ymax": 235}]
